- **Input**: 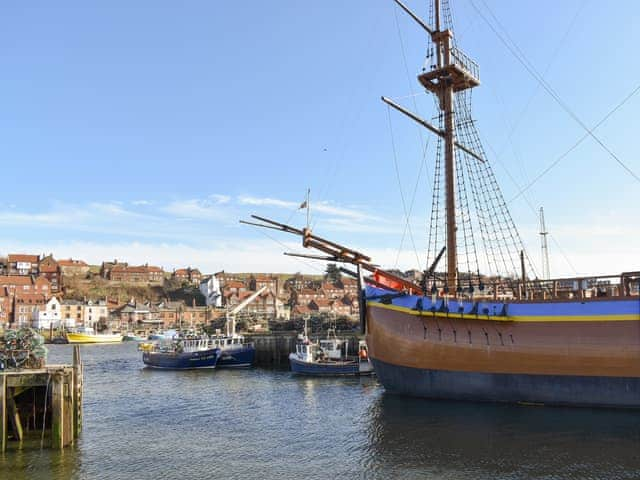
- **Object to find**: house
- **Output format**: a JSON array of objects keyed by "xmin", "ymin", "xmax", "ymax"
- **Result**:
[
  {"xmin": 112, "ymin": 301, "xmax": 161, "ymax": 331},
  {"xmin": 33, "ymin": 296, "xmax": 62, "ymax": 329},
  {"xmin": 172, "ymin": 267, "xmax": 202, "ymax": 285},
  {"xmin": 100, "ymin": 259, "xmax": 127, "ymax": 279},
  {"xmin": 309, "ymin": 298, "xmax": 332, "ymax": 314},
  {"xmin": 291, "ymin": 304, "xmax": 312, "ymax": 319},
  {"xmin": 156, "ymin": 300, "xmax": 184, "ymax": 329},
  {"xmin": 331, "ymin": 296, "xmax": 356, "ymax": 317},
  {"xmin": 7, "ymin": 254, "xmax": 40, "ymax": 276},
  {"xmin": 83, "ymin": 300, "xmax": 109, "ymax": 327},
  {"xmin": 249, "ymin": 275, "xmax": 279, "ymax": 295},
  {"xmin": 321, "ymin": 282, "xmax": 344, "ymax": 300},
  {"xmin": 38, "ymin": 254, "xmax": 60, "ymax": 293},
  {"xmin": 338, "ymin": 278, "xmax": 359, "ymax": 296},
  {"xmin": 61, "ymin": 300, "xmax": 84, "ymax": 328},
  {"xmin": 58, "ymin": 258, "xmax": 90, "ymax": 278},
  {"xmin": 13, "ymin": 293, "xmax": 48, "ymax": 328},
  {"xmin": 291, "ymin": 288, "xmax": 327, "ymax": 306},
  {"xmin": 109, "ymin": 264, "xmax": 164, "ymax": 284},
  {"xmin": 200, "ymin": 276, "xmax": 222, "ymax": 307}
]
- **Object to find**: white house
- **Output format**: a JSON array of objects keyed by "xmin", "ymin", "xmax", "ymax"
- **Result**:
[
  {"xmin": 83, "ymin": 299, "xmax": 109, "ymax": 327},
  {"xmin": 200, "ymin": 276, "xmax": 222, "ymax": 307},
  {"xmin": 33, "ymin": 296, "xmax": 61, "ymax": 329}
]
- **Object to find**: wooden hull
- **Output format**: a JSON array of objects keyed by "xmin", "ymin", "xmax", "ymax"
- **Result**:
[
  {"xmin": 366, "ymin": 288, "xmax": 640, "ymax": 407},
  {"xmin": 66, "ymin": 333, "xmax": 123, "ymax": 344}
]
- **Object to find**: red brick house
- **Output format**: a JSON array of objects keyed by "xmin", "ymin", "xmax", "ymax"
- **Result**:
[
  {"xmin": 58, "ymin": 258, "xmax": 90, "ymax": 278},
  {"xmin": 7, "ymin": 254, "xmax": 40, "ymax": 276},
  {"xmin": 109, "ymin": 264, "xmax": 164, "ymax": 284},
  {"xmin": 38, "ymin": 255, "xmax": 60, "ymax": 293},
  {"xmin": 172, "ymin": 267, "xmax": 202, "ymax": 285}
]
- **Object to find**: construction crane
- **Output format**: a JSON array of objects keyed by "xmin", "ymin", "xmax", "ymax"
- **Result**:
[
  {"xmin": 539, "ymin": 207, "xmax": 550, "ymax": 280},
  {"xmin": 225, "ymin": 286, "xmax": 267, "ymax": 336}
]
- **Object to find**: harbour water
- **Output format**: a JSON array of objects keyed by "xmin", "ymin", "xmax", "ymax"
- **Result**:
[{"xmin": 2, "ymin": 343, "xmax": 640, "ymax": 480}]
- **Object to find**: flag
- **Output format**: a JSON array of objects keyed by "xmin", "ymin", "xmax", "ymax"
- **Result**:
[{"xmin": 298, "ymin": 200, "xmax": 307, "ymax": 210}]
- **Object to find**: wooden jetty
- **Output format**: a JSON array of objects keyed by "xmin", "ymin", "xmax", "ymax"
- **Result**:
[{"xmin": 0, "ymin": 345, "xmax": 83, "ymax": 451}]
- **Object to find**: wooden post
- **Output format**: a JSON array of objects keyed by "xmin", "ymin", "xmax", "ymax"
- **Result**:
[
  {"xmin": 73, "ymin": 346, "xmax": 83, "ymax": 438},
  {"xmin": 51, "ymin": 372, "xmax": 64, "ymax": 449},
  {"xmin": 1, "ymin": 375, "xmax": 6, "ymax": 453},
  {"xmin": 63, "ymin": 372, "xmax": 73, "ymax": 446},
  {"xmin": 7, "ymin": 391, "xmax": 23, "ymax": 442}
]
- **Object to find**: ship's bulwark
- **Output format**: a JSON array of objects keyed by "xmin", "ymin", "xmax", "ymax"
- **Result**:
[{"xmin": 365, "ymin": 287, "xmax": 640, "ymax": 408}]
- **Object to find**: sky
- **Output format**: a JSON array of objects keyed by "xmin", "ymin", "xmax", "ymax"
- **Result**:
[{"xmin": 1, "ymin": 0, "xmax": 639, "ymax": 277}]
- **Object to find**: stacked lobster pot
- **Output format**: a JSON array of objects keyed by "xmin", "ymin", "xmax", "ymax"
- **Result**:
[{"xmin": 0, "ymin": 328, "xmax": 48, "ymax": 370}]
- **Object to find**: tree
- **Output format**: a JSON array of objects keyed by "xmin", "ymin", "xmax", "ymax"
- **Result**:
[{"xmin": 325, "ymin": 263, "xmax": 341, "ymax": 283}]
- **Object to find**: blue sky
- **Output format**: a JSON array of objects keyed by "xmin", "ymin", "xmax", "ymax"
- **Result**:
[{"xmin": 1, "ymin": 0, "xmax": 639, "ymax": 276}]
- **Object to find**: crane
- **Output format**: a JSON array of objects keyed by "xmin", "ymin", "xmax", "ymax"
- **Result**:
[{"xmin": 225, "ymin": 286, "xmax": 267, "ymax": 336}]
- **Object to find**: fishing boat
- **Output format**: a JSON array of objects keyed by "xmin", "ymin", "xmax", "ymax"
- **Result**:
[
  {"xmin": 66, "ymin": 327, "xmax": 123, "ymax": 344},
  {"xmin": 208, "ymin": 286, "xmax": 266, "ymax": 368},
  {"xmin": 141, "ymin": 338, "xmax": 221, "ymax": 369},
  {"xmin": 289, "ymin": 324, "xmax": 374, "ymax": 376},
  {"xmin": 123, "ymin": 332, "xmax": 144, "ymax": 342},
  {"xmin": 245, "ymin": 0, "xmax": 640, "ymax": 407}
]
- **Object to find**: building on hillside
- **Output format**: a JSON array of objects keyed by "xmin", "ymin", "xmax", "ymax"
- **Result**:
[
  {"xmin": 200, "ymin": 276, "xmax": 222, "ymax": 307},
  {"xmin": 321, "ymin": 282, "xmax": 344, "ymax": 300},
  {"xmin": 284, "ymin": 273, "xmax": 318, "ymax": 292},
  {"xmin": 0, "ymin": 288, "xmax": 11, "ymax": 327},
  {"xmin": 309, "ymin": 298, "xmax": 332, "ymax": 314},
  {"xmin": 249, "ymin": 275, "xmax": 279, "ymax": 295},
  {"xmin": 7, "ymin": 254, "xmax": 40, "ymax": 276},
  {"xmin": 61, "ymin": 300, "xmax": 84, "ymax": 327},
  {"xmin": 13, "ymin": 293, "xmax": 48, "ymax": 328},
  {"xmin": 182, "ymin": 305, "xmax": 208, "ymax": 329},
  {"xmin": 156, "ymin": 300, "xmax": 183, "ymax": 329},
  {"xmin": 33, "ymin": 296, "xmax": 62, "ymax": 329},
  {"xmin": 58, "ymin": 258, "xmax": 90, "ymax": 278},
  {"xmin": 108, "ymin": 264, "xmax": 164, "ymax": 284},
  {"xmin": 83, "ymin": 300, "xmax": 109, "ymax": 327},
  {"xmin": 331, "ymin": 296, "xmax": 357, "ymax": 318},
  {"xmin": 112, "ymin": 301, "xmax": 161, "ymax": 332},
  {"xmin": 100, "ymin": 259, "xmax": 127, "ymax": 279},
  {"xmin": 38, "ymin": 254, "xmax": 61, "ymax": 293},
  {"xmin": 172, "ymin": 267, "xmax": 202, "ymax": 285},
  {"xmin": 338, "ymin": 278, "xmax": 359, "ymax": 296},
  {"xmin": 0, "ymin": 275, "xmax": 51, "ymax": 297},
  {"xmin": 291, "ymin": 288, "xmax": 327, "ymax": 306}
]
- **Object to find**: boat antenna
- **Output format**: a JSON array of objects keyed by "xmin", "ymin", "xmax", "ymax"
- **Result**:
[{"xmin": 539, "ymin": 207, "xmax": 550, "ymax": 280}]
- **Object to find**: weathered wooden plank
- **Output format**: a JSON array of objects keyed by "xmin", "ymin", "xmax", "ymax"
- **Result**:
[
  {"xmin": 51, "ymin": 373, "xmax": 64, "ymax": 449},
  {"xmin": 7, "ymin": 374, "xmax": 49, "ymax": 388},
  {"xmin": 73, "ymin": 345, "xmax": 83, "ymax": 437},
  {"xmin": 1, "ymin": 375, "xmax": 6, "ymax": 453},
  {"xmin": 63, "ymin": 375, "xmax": 73, "ymax": 446}
]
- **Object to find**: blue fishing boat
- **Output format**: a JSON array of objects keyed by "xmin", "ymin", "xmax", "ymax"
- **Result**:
[
  {"xmin": 289, "ymin": 327, "xmax": 373, "ymax": 376},
  {"xmin": 142, "ymin": 338, "xmax": 220, "ymax": 369}
]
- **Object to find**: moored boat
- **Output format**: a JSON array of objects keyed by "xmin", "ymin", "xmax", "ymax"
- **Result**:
[
  {"xmin": 66, "ymin": 327, "xmax": 123, "ymax": 344},
  {"xmin": 142, "ymin": 338, "xmax": 221, "ymax": 369},
  {"xmin": 289, "ymin": 327, "xmax": 373, "ymax": 376}
]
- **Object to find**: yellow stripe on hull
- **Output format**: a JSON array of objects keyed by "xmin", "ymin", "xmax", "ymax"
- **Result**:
[
  {"xmin": 66, "ymin": 333, "xmax": 123, "ymax": 344},
  {"xmin": 368, "ymin": 301, "xmax": 639, "ymax": 323}
]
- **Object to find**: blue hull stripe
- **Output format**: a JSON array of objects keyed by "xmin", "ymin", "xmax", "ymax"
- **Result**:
[{"xmin": 372, "ymin": 358, "xmax": 640, "ymax": 408}]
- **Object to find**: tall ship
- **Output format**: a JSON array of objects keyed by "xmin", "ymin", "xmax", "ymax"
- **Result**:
[{"xmin": 246, "ymin": 0, "xmax": 640, "ymax": 407}]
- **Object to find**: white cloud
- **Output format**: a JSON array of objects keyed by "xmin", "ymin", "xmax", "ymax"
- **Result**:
[
  {"xmin": 162, "ymin": 198, "xmax": 229, "ymax": 221},
  {"xmin": 210, "ymin": 194, "xmax": 231, "ymax": 204},
  {"xmin": 132, "ymin": 200, "xmax": 152, "ymax": 206}
]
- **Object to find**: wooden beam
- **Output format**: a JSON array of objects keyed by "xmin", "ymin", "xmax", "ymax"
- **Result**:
[
  {"xmin": 1, "ymin": 375, "xmax": 6, "ymax": 453},
  {"xmin": 393, "ymin": 0, "xmax": 434, "ymax": 35},
  {"xmin": 73, "ymin": 345, "xmax": 83, "ymax": 438},
  {"xmin": 7, "ymin": 391, "xmax": 23, "ymax": 442}
]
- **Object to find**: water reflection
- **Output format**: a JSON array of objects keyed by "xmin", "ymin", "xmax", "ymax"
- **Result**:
[{"xmin": 365, "ymin": 394, "xmax": 640, "ymax": 479}]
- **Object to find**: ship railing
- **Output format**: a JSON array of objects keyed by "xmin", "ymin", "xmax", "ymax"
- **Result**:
[{"xmin": 451, "ymin": 46, "xmax": 479, "ymax": 81}]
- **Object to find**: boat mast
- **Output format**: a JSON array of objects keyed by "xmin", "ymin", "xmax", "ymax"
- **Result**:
[
  {"xmin": 387, "ymin": 0, "xmax": 480, "ymax": 292},
  {"xmin": 434, "ymin": 0, "xmax": 459, "ymax": 292}
]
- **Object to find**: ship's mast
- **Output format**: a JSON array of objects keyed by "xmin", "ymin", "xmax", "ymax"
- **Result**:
[{"xmin": 387, "ymin": 0, "xmax": 480, "ymax": 292}]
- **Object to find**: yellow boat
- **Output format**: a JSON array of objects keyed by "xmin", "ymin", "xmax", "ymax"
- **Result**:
[{"xmin": 66, "ymin": 328, "xmax": 123, "ymax": 344}]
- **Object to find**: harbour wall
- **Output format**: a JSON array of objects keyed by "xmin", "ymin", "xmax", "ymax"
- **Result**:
[{"xmin": 245, "ymin": 331, "xmax": 363, "ymax": 366}]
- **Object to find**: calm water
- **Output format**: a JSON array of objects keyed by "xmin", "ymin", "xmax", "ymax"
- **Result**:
[{"xmin": 1, "ymin": 343, "xmax": 640, "ymax": 480}]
